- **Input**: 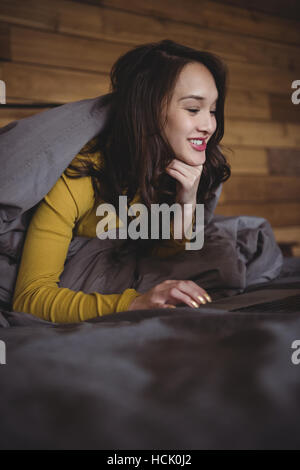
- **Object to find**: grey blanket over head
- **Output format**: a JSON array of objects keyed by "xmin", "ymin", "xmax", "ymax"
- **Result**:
[{"xmin": 0, "ymin": 93, "xmax": 283, "ymax": 320}]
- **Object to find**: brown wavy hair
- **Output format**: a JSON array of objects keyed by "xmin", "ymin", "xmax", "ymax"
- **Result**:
[{"xmin": 66, "ymin": 39, "xmax": 231, "ymax": 259}]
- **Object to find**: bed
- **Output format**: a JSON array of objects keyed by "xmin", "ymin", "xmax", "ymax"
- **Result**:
[
  {"xmin": 0, "ymin": 93, "xmax": 299, "ymax": 449},
  {"xmin": 0, "ymin": 256, "xmax": 300, "ymax": 450}
]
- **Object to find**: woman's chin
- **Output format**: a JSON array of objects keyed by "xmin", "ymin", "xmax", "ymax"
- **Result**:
[
  {"xmin": 187, "ymin": 155, "xmax": 206, "ymax": 166},
  {"xmin": 175, "ymin": 151, "xmax": 206, "ymax": 166}
]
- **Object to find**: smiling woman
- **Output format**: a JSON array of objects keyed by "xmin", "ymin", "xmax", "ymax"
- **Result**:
[
  {"xmin": 69, "ymin": 40, "xmax": 230, "ymax": 257},
  {"xmin": 12, "ymin": 39, "xmax": 231, "ymax": 322}
]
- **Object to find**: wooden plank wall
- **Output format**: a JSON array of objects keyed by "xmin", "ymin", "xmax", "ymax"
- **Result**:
[{"xmin": 0, "ymin": 0, "xmax": 300, "ymax": 255}]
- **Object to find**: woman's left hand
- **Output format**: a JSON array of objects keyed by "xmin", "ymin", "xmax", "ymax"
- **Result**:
[{"xmin": 165, "ymin": 158, "xmax": 203, "ymax": 206}]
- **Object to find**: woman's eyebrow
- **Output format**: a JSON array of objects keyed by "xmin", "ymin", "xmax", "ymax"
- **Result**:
[{"xmin": 178, "ymin": 94, "xmax": 218, "ymax": 103}]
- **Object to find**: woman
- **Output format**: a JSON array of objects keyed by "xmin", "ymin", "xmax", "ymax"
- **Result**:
[{"xmin": 12, "ymin": 39, "xmax": 230, "ymax": 323}]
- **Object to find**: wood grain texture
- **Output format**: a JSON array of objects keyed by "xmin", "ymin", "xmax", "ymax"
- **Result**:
[
  {"xmin": 267, "ymin": 148, "xmax": 300, "ymax": 175},
  {"xmin": 225, "ymin": 90, "xmax": 271, "ymax": 120},
  {"xmin": 224, "ymin": 147, "xmax": 269, "ymax": 175},
  {"xmin": 0, "ymin": 62, "xmax": 110, "ymax": 102},
  {"xmin": 0, "ymin": 22, "xmax": 10, "ymax": 60},
  {"xmin": 9, "ymin": 25, "xmax": 130, "ymax": 73},
  {"xmin": 1, "ymin": 1, "xmax": 300, "ymax": 71},
  {"xmin": 98, "ymin": 0, "xmax": 300, "ymax": 45},
  {"xmin": 0, "ymin": 0, "xmax": 58, "ymax": 30},
  {"xmin": 221, "ymin": 175, "xmax": 300, "ymax": 203},
  {"xmin": 212, "ymin": 0, "xmax": 300, "ymax": 21},
  {"xmin": 269, "ymin": 93, "xmax": 300, "ymax": 123},
  {"xmin": 223, "ymin": 120, "xmax": 300, "ymax": 148},
  {"xmin": 273, "ymin": 226, "xmax": 300, "ymax": 243},
  {"xmin": 57, "ymin": 4, "xmax": 300, "ymax": 71},
  {"xmin": 215, "ymin": 202, "xmax": 300, "ymax": 226}
]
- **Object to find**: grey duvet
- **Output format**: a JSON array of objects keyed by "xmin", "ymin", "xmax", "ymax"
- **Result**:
[{"xmin": 0, "ymin": 93, "xmax": 299, "ymax": 449}]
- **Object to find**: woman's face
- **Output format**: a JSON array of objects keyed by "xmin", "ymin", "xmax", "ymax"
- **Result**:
[{"xmin": 162, "ymin": 62, "xmax": 219, "ymax": 166}]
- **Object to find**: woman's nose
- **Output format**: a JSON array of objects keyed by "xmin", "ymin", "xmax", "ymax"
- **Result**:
[{"xmin": 196, "ymin": 112, "xmax": 215, "ymax": 135}]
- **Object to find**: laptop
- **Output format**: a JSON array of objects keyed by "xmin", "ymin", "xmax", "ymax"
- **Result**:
[{"xmin": 195, "ymin": 279, "xmax": 300, "ymax": 314}]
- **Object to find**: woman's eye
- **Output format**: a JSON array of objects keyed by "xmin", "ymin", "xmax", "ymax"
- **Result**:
[{"xmin": 187, "ymin": 109, "xmax": 217, "ymax": 115}]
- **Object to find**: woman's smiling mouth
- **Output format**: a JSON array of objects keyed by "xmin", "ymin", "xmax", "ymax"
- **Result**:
[{"xmin": 188, "ymin": 138, "xmax": 207, "ymax": 151}]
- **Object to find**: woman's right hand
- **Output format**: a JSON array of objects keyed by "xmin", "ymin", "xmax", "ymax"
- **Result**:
[{"xmin": 128, "ymin": 279, "xmax": 212, "ymax": 310}]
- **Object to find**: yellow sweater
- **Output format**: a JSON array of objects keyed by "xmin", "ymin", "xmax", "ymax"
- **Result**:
[{"xmin": 12, "ymin": 145, "xmax": 193, "ymax": 323}]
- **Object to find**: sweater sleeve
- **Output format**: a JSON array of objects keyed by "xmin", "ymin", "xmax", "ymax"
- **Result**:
[{"xmin": 12, "ymin": 173, "xmax": 141, "ymax": 323}]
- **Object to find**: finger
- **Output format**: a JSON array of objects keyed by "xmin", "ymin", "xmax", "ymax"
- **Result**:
[
  {"xmin": 170, "ymin": 160, "xmax": 204, "ymax": 178},
  {"xmin": 170, "ymin": 158, "xmax": 201, "ymax": 171},
  {"xmin": 199, "ymin": 289, "xmax": 212, "ymax": 303},
  {"xmin": 182, "ymin": 280, "xmax": 212, "ymax": 303},
  {"xmin": 171, "ymin": 280, "xmax": 211, "ymax": 305},
  {"xmin": 167, "ymin": 162, "xmax": 189, "ymax": 175},
  {"xmin": 166, "ymin": 167, "xmax": 187, "ymax": 181},
  {"xmin": 161, "ymin": 280, "xmax": 212, "ymax": 304},
  {"xmin": 168, "ymin": 287, "xmax": 200, "ymax": 308}
]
